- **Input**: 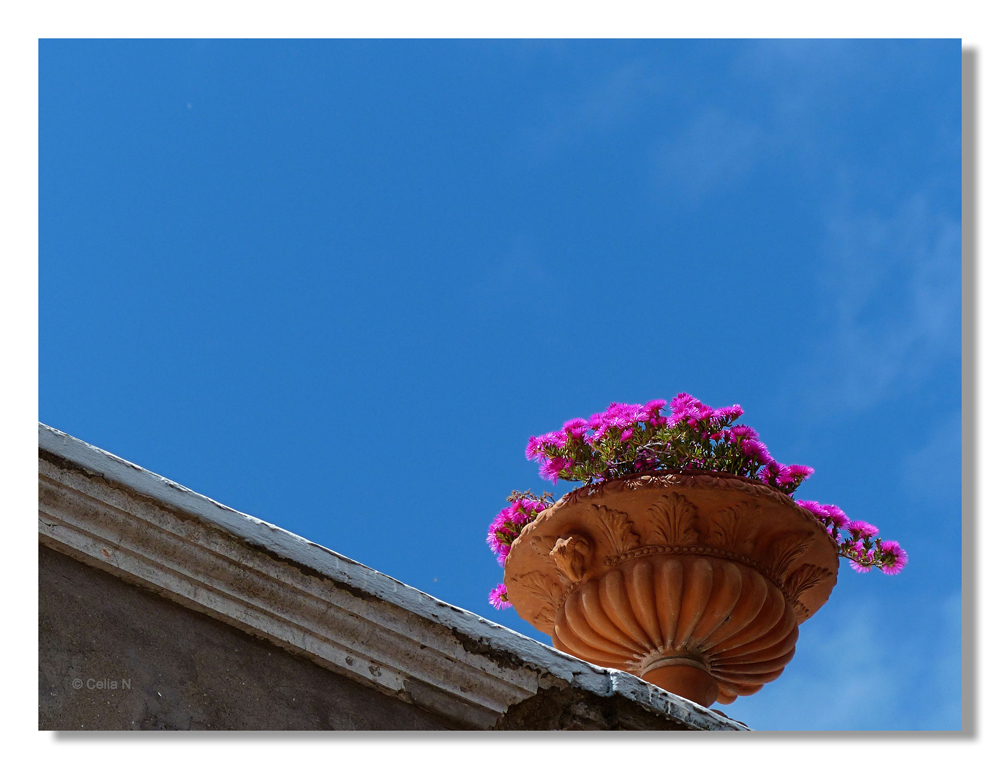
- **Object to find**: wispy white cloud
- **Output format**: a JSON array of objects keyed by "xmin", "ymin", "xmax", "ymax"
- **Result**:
[
  {"xmin": 764, "ymin": 598, "xmax": 899, "ymax": 730},
  {"xmin": 651, "ymin": 109, "xmax": 763, "ymax": 201},
  {"xmin": 507, "ymin": 59, "xmax": 667, "ymax": 163},
  {"xmin": 570, "ymin": 61, "xmax": 656, "ymax": 133},
  {"xmin": 736, "ymin": 38, "xmax": 862, "ymax": 77},
  {"xmin": 900, "ymin": 410, "xmax": 962, "ymax": 507},
  {"xmin": 732, "ymin": 39, "xmax": 941, "ymax": 139},
  {"xmin": 922, "ymin": 590, "xmax": 962, "ymax": 729},
  {"xmin": 793, "ymin": 193, "xmax": 960, "ymax": 414},
  {"xmin": 646, "ymin": 41, "xmax": 858, "ymax": 203},
  {"xmin": 723, "ymin": 591, "xmax": 962, "ymax": 730}
]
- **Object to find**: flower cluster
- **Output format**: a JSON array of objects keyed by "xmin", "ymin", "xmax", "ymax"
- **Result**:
[
  {"xmin": 525, "ymin": 393, "xmax": 815, "ymax": 495},
  {"xmin": 487, "ymin": 394, "xmax": 907, "ymax": 609},
  {"xmin": 488, "ymin": 583, "xmax": 511, "ymax": 611},
  {"xmin": 795, "ymin": 501, "xmax": 908, "ymax": 575},
  {"xmin": 486, "ymin": 490, "xmax": 553, "ymax": 609}
]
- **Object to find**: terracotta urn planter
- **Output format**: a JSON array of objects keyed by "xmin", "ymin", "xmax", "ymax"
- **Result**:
[{"xmin": 503, "ymin": 471, "xmax": 840, "ymax": 707}]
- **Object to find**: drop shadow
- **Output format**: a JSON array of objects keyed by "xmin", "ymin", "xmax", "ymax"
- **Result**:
[{"xmin": 959, "ymin": 45, "xmax": 977, "ymax": 738}]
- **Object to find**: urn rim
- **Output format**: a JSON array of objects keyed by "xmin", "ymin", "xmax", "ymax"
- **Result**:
[{"xmin": 503, "ymin": 470, "xmax": 840, "ymax": 636}]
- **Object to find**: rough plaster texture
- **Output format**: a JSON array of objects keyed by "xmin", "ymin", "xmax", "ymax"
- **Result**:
[
  {"xmin": 39, "ymin": 545, "xmax": 461, "ymax": 730},
  {"xmin": 37, "ymin": 423, "xmax": 749, "ymax": 731}
]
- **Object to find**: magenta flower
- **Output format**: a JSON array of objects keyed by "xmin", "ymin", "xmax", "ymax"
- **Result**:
[
  {"xmin": 850, "ymin": 560, "xmax": 872, "ymax": 574},
  {"xmin": 728, "ymin": 424, "xmax": 759, "ymax": 441},
  {"xmin": 486, "ymin": 519, "xmax": 503, "ymax": 551},
  {"xmin": 681, "ymin": 403, "xmax": 715, "ymax": 427},
  {"xmin": 714, "ymin": 404, "xmax": 744, "ymax": 421},
  {"xmin": 489, "ymin": 583, "xmax": 512, "ymax": 610},
  {"xmin": 782, "ymin": 464, "xmax": 815, "ymax": 483},
  {"xmin": 797, "ymin": 500, "xmax": 849, "ymax": 530},
  {"xmin": 588, "ymin": 414, "xmax": 611, "ymax": 440},
  {"xmin": 623, "ymin": 402, "xmax": 646, "ymax": 423},
  {"xmin": 797, "ymin": 500, "xmax": 826, "ymax": 517},
  {"xmin": 880, "ymin": 541, "xmax": 908, "ymax": 575},
  {"xmin": 757, "ymin": 461, "xmax": 781, "ymax": 484},
  {"xmin": 512, "ymin": 501, "xmax": 535, "ymax": 519},
  {"xmin": 587, "ymin": 402, "xmax": 647, "ymax": 441},
  {"xmin": 542, "ymin": 429, "xmax": 568, "ymax": 449},
  {"xmin": 486, "ymin": 518, "xmax": 505, "ymax": 554},
  {"xmin": 669, "ymin": 392, "xmax": 699, "ymax": 412},
  {"xmin": 741, "ymin": 439, "xmax": 773, "ymax": 464},
  {"xmin": 540, "ymin": 456, "xmax": 572, "ymax": 482},
  {"xmin": 820, "ymin": 504, "xmax": 850, "ymax": 529},
  {"xmin": 847, "ymin": 520, "xmax": 879, "ymax": 539},
  {"xmin": 519, "ymin": 498, "xmax": 547, "ymax": 515},
  {"xmin": 487, "ymin": 506, "xmax": 531, "ymax": 556},
  {"xmin": 562, "ymin": 417, "xmax": 589, "ymax": 439},
  {"xmin": 667, "ymin": 393, "xmax": 703, "ymax": 426}
]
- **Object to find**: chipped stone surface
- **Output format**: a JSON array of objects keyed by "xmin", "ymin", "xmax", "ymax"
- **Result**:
[{"xmin": 38, "ymin": 424, "xmax": 749, "ymax": 731}]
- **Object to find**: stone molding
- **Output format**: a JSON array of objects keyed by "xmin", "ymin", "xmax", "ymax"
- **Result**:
[{"xmin": 37, "ymin": 424, "xmax": 748, "ymax": 731}]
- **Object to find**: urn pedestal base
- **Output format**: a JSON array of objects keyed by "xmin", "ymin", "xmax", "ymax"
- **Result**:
[{"xmin": 641, "ymin": 658, "xmax": 719, "ymax": 708}]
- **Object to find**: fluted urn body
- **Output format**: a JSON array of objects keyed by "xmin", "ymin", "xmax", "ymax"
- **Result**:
[{"xmin": 503, "ymin": 472, "xmax": 839, "ymax": 707}]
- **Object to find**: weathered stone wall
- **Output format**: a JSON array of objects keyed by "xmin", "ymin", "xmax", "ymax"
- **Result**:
[{"xmin": 39, "ymin": 545, "xmax": 462, "ymax": 730}]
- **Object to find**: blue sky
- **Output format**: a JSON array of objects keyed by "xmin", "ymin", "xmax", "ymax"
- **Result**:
[{"xmin": 39, "ymin": 39, "xmax": 961, "ymax": 731}]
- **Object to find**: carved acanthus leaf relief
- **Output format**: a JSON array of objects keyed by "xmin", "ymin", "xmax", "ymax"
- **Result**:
[
  {"xmin": 549, "ymin": 534, "xmax": 593, "ymax": 583},
  {"xmin": 508, "ymin": 570, "xmax": 560, "ymax": 626},
  {"xmin": 529, "ymin": 534, "xmax": 559, "ymax": 557},
  {"xmin": 758, "ymin": 529, "xmax": 815, "ymax": 581},
  {"xmin": 591, "ymin": 504, "xmax": 641, "ymax": 555},
  {"xmin": 784, "ymin": 562, "xmax": 834, "ymax": 607},
  {"xmin": 706, "ymin": 500, "xmax": 761, "ymax": 555},
  {"xmin": 645, "ymin": 492, "xmax": 699, "ymax": 547}
]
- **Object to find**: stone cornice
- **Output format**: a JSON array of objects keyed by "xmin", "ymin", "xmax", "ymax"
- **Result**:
[{"xmin": 37, "ymin": 423, "xmax": 748, "ymax": 731}]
